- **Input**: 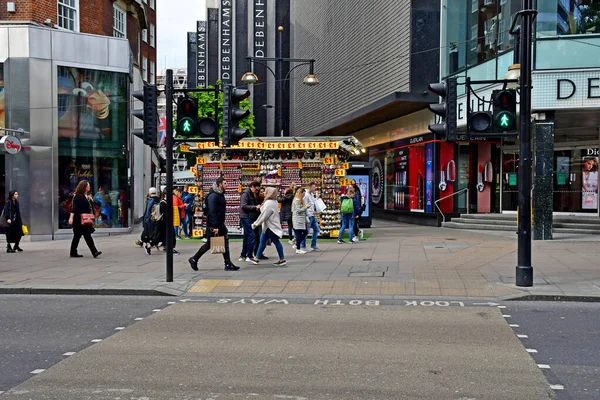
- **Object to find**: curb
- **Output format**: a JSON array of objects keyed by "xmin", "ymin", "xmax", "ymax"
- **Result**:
[
  {"xmin": 0, "ymin": 287, "xmax": 177, "ymax": 296},
  {"xmin": 505, "ymin": 294, "xmax": 600, "ymax": 302}
]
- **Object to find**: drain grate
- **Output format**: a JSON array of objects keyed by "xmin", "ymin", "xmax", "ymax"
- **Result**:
[
  {"xmin": 349, "ymin": 272, "xmax": 385, "ymax": 278},
  {"xmin": 362, "ymin": 258, "xmax": 372, "ymax": 261}
]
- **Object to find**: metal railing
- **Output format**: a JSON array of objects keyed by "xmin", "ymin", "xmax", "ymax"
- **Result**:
[{"xmin": 434, "ymin": 188, "xmax": 469, "ymax": 224}]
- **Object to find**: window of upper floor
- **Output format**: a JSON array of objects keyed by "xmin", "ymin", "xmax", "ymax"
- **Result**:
[
  {"xmin": 142, "ymin": 28, "xmax": 148, "ymax": 42},
  {"xmin": 150, "ymin": 0, "xmax": 155, "ymax": 10},
  {"xmin": 142, "ymin": 56, "xmax": 148, "ymax": 82},
  {"xmin": 57, "ymin": 0, "xmax": 79, "ymax": 32},
  {"xmin": 150, "ymin": 23, "xmax": 155, "ymax": 47},
  {"xmin": 113, "ymin": 4, "xmax": 126, "ymax": 38}
]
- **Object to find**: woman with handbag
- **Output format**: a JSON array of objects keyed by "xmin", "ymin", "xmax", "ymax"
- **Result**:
[
  {"xmin": 250, "ymin": 187, "xmax": 287, "ymax": 266},
  {"xmin": 4, "ymin": 190, "xmax": 24, "ymax": 253},
  {"xmin": 68, "ymin": 180, "xmax": 102, "ymax": 258}
]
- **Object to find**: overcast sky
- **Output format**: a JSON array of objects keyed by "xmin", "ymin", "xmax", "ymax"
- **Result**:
[{"xmin": 157, "ymin": 0, "xmax": 206, "ymax": 72}]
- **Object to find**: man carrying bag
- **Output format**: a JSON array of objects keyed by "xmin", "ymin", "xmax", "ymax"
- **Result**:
[{"xmin": 188, "ymin": 177, "xmax": 239, "ymax": 271}]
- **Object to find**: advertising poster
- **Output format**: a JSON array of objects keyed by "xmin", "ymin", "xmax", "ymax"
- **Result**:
[
  {"xmin": 556, "ymin": 156, "xmax": 569, "ymax": 186},
  {"xmin": 371, "ymin": 157, "xmax": 384, "ymax": 207},
  {"xmin": 582, "ymin": 156, "xmax": 598, "ymax": 210},
  {"xmin": 0, "ymin": 64, "xmax": 4, "ymax": 128},
  {"xmin": 395, "ymin": 148, "xmax": 409, "ymax": 210},
  {"xmin": 57, "ymin": 66, "xmax": 127, "ymax": 140},
  {"xmin": 425, "ymin": 143, "xmax": 434, "ymax": 213},
  {"xmin": 346, "ymin": 175, "xmax": 369, "ymax": 218}
]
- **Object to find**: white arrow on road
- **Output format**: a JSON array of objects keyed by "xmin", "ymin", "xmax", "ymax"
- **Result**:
[
  {"xmin": 179, "ymin": 299, "xmax": 209, "ymax": 303},
  {"xmin": 472, "ymin": 302, "xmax": 500, "ymax": 307}
]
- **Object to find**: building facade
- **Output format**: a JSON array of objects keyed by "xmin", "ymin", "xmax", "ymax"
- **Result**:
[
  {"xmin": 440, "ymin": 0, "xmax": 600, "ymax": 238},
  {"xmin": 0, "ymin": 0, "xmax": 158, "ymax": 239}
]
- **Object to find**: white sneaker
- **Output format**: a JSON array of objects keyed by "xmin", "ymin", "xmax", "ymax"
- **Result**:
[
  {"xmin": 288, "ymin": 240, "xmax": 295, "ymax": 245},
  {"xmin": 359, "ymin": 230, "xmax": 364, "ymax": 239},
  {"xmin": 352, "ymin": 236, "xmax": 359, "ymax": 243},
  {"xmin": 238, "ymin": 257, "xmax": 246, "ymax": 262},
  {"xmin": 295, "ymin": 249, "xmax": 307, "ymax": 254},
  {"xmin": 246, "ymin": 257, "xmax": 259, "ymax": 265}
]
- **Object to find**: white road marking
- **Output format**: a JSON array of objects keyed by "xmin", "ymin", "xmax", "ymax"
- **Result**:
[
  {"xmin": 526, "ymin": 349, "xmax": 538, "ymax": 353},
  {"xmin": 497, "ymin": 305, "xmax": 507, "ymax": 309},
  {"xmin": 30, "ymin": 369, "xmax": 45, "ymax": 374},
  {"xmin": 168, "ymin": 301, "xmax": 176, "ymax": 304},
  {"xmin": 152, "ymin": 309, "xmax": 161, "ymax": 312},
  {"xmin": 134, "ymin": 317, "xmax": 144, "ymax": 321},
  {"xmin": 502, "ymin": 315, "xmax": 511, "ymax": 318},
  {"xmin": 115, "ymin": 327, "xmax": 125, "ymax": 331},
  {"xmin": 517, "ymin": 334, "xmax": 529, "ymax": 338},
  {"xmin": 538, "ymin": 364, "xmax": 551, "ymax": 369},
  {"xmin": 509, "ymin": 324, "xmax": 519, "ymax": 327},
  {"xmin": 62, "ymin": 352, "xmax": 76, "ymax": 356},
  {"xmin": 91, "ymin": 339, "xmax": 102, "ymax": 343},
  {"xmin": 550, "ymin": 384, "xmax": 564, "ymax": 390}
]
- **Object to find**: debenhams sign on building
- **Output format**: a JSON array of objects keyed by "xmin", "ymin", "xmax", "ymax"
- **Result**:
[{"xmin": 456, "ymin": 69, "xmax": 600, "ymax": 128}]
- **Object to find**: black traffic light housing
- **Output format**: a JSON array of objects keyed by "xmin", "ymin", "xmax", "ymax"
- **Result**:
[
  {"xmin": 223, "ymin": 85, "xmax": 251, "ymax": 147},
  {"xmin": 492, "ymin": 89, "xmax": 517, "ymax": 132},
  {"xmin": 131, "ymin": 85, "xmax": 158, "ymax": 147},
  {"xmin": 428, "ymin": 77, "xmax": 457, "ymax": 141},
  {"xmin": 176, "ymin": 97, "xmax": 198, "ymax": 137},
  {"xmin": 468, "ymin": 111, "xmax": 493, "ymax": 136}
]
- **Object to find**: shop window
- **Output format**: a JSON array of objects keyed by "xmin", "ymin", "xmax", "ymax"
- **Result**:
[{"xmin": 57, "ymin": 66, "xmax": 129, "ymax": 229}]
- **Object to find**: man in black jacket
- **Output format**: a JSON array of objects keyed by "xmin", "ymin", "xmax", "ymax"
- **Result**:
[
  {"xmin": 239, "ymin": 180, "xmax": 261, "ymax": 264},
  {"xmin": 188, "ymin": 177, "xmax": 239, "ymax": 271}
]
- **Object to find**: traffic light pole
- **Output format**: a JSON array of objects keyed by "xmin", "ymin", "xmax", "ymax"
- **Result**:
[
  {"xmin": 165, "ymin": 69, "xmax": 174, "ymax": 283},
  {"xmin": 515, "ymin": 0, "xmax": 536, "ymax": 287}
]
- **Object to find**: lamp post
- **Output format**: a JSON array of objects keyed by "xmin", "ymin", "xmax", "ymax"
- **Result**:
[
  {"xmin": 506, "ymin": 0, "xmax": 537, "ymax": 287},
  {"xmin": 241, "ymin": 26, "xmax": 318, "ymax": 137}
]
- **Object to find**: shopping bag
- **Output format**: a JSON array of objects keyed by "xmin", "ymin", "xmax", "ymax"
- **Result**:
[
  {"xmin": 314, "ymin": 198, "xmax": 327, "ymax": 213},
  {"xmin": 22, "ymin": 225, "xmax": 28, "ymax": 235},
  {"xmin": 210, "ymin": 235, "xmax": 226, "ymax": 254}
]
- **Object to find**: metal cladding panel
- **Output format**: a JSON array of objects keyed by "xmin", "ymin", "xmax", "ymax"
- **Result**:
[
  {"xmin": 7, "ymin": 27, "xmax": 30, "ymax": 58},
  {"xmin": 107, "ymin": 38, "xmax": 132, "ymax": 69},
  {"xmin": 290, "ymin": 0, "xmax": 411, "ymax": 136},
  {"xmin": 0, "ymin": 28, "xmax": 8, "ymax": 59},
  {"xmin": 29, "ymin": 27, "xmax": 52, "ymax": 60},
  {"xmin": 28, "ymin": 145, "xmax": 55, "ymax": 235},
  {"xmin": 29, "ymin": 58, "xmax": 53, "ymax": 147},
  {"xmin": 52, "ymin": 30, "xmax": 108, "ymax": 66}
]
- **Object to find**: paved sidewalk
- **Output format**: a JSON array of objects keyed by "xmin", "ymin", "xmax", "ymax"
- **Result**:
[{"xmin": 0, "ymin": 219, "xmax": 599, "ymax": 299}]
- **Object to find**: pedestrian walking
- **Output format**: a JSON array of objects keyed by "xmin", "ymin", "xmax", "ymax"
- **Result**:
[
  {"xmin": 69, "ymin": 180, "xmax": 101, "ymax": 258},
  {"xmin": 337, "ymin": 187, "xmax": 360, "ymax": 243},
  {"xmin": 250, "ymin": 187, "xmax": 287, "ymax": 266},
  {"xmin": 299, "ymin": 182, "xmax": 321, "ymax": 252},
  {"xmin": 4, "ymin": 190, "xmax": 23, "ymax": 253},
  {"xmin": 239, "ymin": 180, "xmax": 261, "ymax": 264},
  {"xmin": 188, "ymin": 177, "xmax": 239, "ymax": 271},
  {"xmin": 352, "ymin": 183, "xmax": 365, "ymax": 239},
  {"xmin": 291, "ymin": 187, "xmax": 309, "ymax": 255},
  {"xmin": 182, "ymin": 185, "xmax": 195, "ymax": 239},
  {"xmin": 173, "ymin": 189, "xmax": 185, "ymax": 239},
  {"xmin": 253, "ymin": 185, "xmax": 266, "ymax": 259},
  {"xmin": 158, "ymin": 189, "xmax": 179, "ymax": 255},
  {"xmin": 278, "ymin": 184, "xmax": 296, "ymax": 245},
  {"xmin": 141, "ymin": 187, "xmax": 161, "ymax": 255}
]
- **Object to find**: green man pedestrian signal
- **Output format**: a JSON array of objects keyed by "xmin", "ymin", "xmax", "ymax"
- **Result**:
[
  {"xmin": 131, "ymin": 85, "xmax": 158, "ymax": 147},
  {"xmin": 177, "ymin": 97, "xmax": 198, "ymax": 137},
  {"xmin": 223, "ymin": 85, "xmax": 251, "ymax": 147},
  {"xmin": 492, "ymin": 89, "xmax": 517, "ymax": 132},
  {"xmin": 427, "ymin": 78, "xmax": 457, "ymax": 141}
]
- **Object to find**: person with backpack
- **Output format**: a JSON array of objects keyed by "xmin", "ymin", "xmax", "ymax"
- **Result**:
[
  {"xmin": 141, "ymin": 187, "xmax": 160, "ymax": 255},
  {"xmin": 352, "ymin": 183, "xmax": 365, "ymax": 240},
  {"xmin": 337, "ymin": 187, "xmax": 359, "ymax": 244},
  {"xmin": 152, "ymin": 189, "xmax": 180, "ymax": 255},
  {"xmin": 188, "ymin": 177, "xmax": 238, "ymax": 271}
]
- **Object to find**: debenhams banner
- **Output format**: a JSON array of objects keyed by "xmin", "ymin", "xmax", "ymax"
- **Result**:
[{"xmin": 455, "ymin": 69, "xmax": 600, "ymax": 128}]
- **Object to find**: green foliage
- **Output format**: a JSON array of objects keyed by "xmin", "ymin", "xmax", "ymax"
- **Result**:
[{"xmin": 174, "ymin": 80, "xmax": 255, "ymax": 139}]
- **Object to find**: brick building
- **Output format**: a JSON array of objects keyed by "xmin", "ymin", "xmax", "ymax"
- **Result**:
[
  {"xmin": 0, "ymin": 0, "xmax": 159, "ymax": 238},
  {"xmin": 0, "ymin": 0, "xmax": 156, "ymax": 83}
]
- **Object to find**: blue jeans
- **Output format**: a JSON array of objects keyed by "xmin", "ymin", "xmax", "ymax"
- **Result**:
[
  {"xmin": 300, "ymin": 216, "xmax": 320, "ymax": 249},
  {"xmin": 294, "ymin": 229, "xmax": 307, "ymax": 248},
  {"xmin": 338, "ymin": 213, "xmax": 354, "ymax": 241},
  {"xmin": 240, "ymin": 218, "xmax": 255, "ymax": 258},
  {"xmin": 256, "ymin": 229, "xmax": 285, "ymax": 260},
  {"xmin": 182, "ymin": 212, "xmax": 193, "ymax": 237}
]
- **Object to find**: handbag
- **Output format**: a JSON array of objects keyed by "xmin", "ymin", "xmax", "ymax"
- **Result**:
[
  {"xmin": 22, "ymin": 225, "xmax": 28, "ymax": 235},
  {"xmin": 81, "ymin": 213, "xmax": 95, "ymax": 226},
  {"xmin": 210, "ymin": 235, "xmax": 226, "ymax": 254},
  {"xmin": 0, "ymin": 209, "xmax": 7, "ymax": 228}
]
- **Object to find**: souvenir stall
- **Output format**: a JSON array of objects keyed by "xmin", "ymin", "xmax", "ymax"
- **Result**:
[{"xmin": 181, "ymin": 137, "xmax": 364, "ymax": 238}]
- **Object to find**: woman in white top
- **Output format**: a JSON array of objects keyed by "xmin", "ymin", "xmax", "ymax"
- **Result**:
[
  {"xmin": 251, "ymin": 187, "xmax": 287, "ymax": 266},
  {"xmin": 291, "ymin": 187, "xmax": 309, "ymax": 255}
]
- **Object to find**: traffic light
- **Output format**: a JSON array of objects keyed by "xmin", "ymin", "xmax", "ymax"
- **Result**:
[
  {"xmin": 177, "ymin": 97, "xmax": 198, "ymax": 137},
  {"xmin": 131, "ymin": 85, "xmax": 158, "ymax": 147},
  {"xmin": 223, "ymin": 85, "xmax": 251, "ymax": 147},
  {"xmin": 468, "ymin": 111, "xmax": 493, "ymax": 136},
  {"xmin": 427, "ymin": 77, "xmax": 457, "ymax": 140},
  {"xmin": 492, "ymin": 89, "xmax": 517, "ymax": 132}
]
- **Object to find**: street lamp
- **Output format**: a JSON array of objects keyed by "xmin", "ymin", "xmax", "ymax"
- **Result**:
[{"xmin": 241, "ymin": 26, "xmax": 319, "ymax": 136}]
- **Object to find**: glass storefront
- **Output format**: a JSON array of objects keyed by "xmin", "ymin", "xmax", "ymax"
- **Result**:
[
  {"xmin": 57, "ymin": 66, "xmax": 130, "ymax": 229},
  {"xmin": 441, "ymin": 0, "xmax": 521, "ymax": 77}
]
